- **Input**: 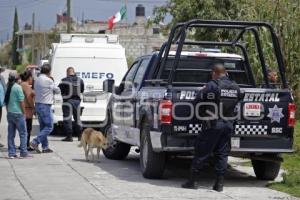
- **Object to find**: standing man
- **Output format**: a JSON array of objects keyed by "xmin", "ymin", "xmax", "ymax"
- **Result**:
[
  {"xmin": 58, "ymin": 67, "xmax": 84, "ymax": 142},
  {"xmin": 0, "ymin": 73, "xmax": 4, "ymax": 148},
  {"xmin": 5, "ymin": 72, "xmax": 31, "ymax": 158},
  {"xmin": 0, "ymin": 67, "xmax": 6, "ymax": 92},
  {"xmin": 20, "ymin": 70, "xmax": 35, "ymax": 151},
  {"xmin": 182, "ymin": 63, "xmax": 240, "ymax": 192},
  {"xmin": 262, "ymin": 69, "xmax": 278, "ymax": 89},
  {"xmin": 30, "ymin": 64, "xmax": 60, "ymax": 153}
]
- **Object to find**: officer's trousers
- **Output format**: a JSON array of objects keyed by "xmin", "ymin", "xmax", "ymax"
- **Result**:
[
  {"xmin": 191, "ymin": 120, "xmax": 233, "ymax": 176},
  {"xmin": 62, "ymin": 99, "xmax": 82, "ymax": 138}
]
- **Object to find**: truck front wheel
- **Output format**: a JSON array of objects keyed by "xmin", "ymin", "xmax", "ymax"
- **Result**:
[
  {"xmin": 140, "ymin": 120, "xmax": 166, "ymax": 179},
  {"xmin": 102, "ymin": 123, "xmax": 131, "ymax": 160},
  {"xmin": 251, "ymin": 159, "xmax": 281, "ymax": 180}
]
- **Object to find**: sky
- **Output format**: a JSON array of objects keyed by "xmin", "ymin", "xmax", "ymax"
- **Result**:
[{"xmin": 0, "ymin": 0, "xmax": 169, "ymax": 43}]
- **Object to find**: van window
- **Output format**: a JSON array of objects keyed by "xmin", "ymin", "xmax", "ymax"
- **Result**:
[{"xmin": 133, "ymin": 58, "xmax": 150, "ymax": 88}]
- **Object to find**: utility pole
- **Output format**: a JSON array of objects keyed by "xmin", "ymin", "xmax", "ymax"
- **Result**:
[
  {"xmin": 125, "ymin": 0, "xmax": 128, "ymax": 30},
  {"xmin": 31, "ymin": 12, "xmax": 35, "ymax": 63},
  {"xmin": 67, "ymin": 0, "xmax": 71, "ymax": 33},
  {"xmin": 81, "ymin": 12, "xmax": 84, "ymax": 25}
]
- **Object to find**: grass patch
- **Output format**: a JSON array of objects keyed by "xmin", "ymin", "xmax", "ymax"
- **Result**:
[
  {"xmin": 269, "ymin": 184, "xmax": 300, "ymax": 197},
  {"xmin": 268, "ymin": 123, "xmax": 300, "ymax": 197}
]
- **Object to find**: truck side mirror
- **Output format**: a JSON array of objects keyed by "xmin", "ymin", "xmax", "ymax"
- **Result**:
[{"xmin": 103, "ymin": 79, "xmax": 115, "ymax": 93}]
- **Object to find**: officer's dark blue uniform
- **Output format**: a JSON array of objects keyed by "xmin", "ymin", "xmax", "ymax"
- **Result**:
[
  {"xmin": 182, "ymin": 72, "xmax": 240, "ymax": 192},
  {"xmin": 58, "ymin": 73, "xmax": 84, "ymax": 141}
]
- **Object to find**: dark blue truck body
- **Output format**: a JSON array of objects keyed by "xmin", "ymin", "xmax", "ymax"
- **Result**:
[{"xmin": 103, "ymin": 20, "xmax": 295, "ymax": 180}]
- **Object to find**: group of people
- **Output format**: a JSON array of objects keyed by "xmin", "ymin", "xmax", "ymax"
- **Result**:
[
  {"xmin": 0, "ymin": 64, "xmax": 84, "ymax": 159},
  {"xmin": 0, "ymin": 62, "xmax": 279, "ymax": 191}
]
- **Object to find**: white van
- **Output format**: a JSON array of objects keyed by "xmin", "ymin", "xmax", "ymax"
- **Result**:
[{"xmin": 50, "ymin": 34, "xmax": 128, "ymax": 128}]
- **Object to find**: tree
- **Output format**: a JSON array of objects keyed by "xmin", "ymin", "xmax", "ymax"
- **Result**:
[
  {"xmin": 11, "ymin": 7, "xmax": 20, "ymax": 66},
  {"xmin": 154, "ymin": 0, "xmax": 300, "ymax": 91},
  {"xmin": 153, "ymin": 0, "xmax": 246, "ymax": 40},
  {"xmin": 0, "ymin": 42, "xmax": 12, "ymax": 66},
  {"xmin": 154, "ymin": 0, "xmax": 300, "ymax": 117},
  {"xmin": 240, "ymin": 0, "xmax": 300, "ymax": 91}
]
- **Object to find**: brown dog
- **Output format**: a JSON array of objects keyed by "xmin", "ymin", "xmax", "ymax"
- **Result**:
[{"xmin": 78, "ymin": 128, "xmax": 108, "ymax": 161}]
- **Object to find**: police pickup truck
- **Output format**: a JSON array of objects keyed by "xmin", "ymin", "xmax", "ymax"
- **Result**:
[{"xmin": 102, "ymin": 20, "xmax": 295, "ymax": 180}]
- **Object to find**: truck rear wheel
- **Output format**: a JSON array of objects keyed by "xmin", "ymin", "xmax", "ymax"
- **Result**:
[
  {"xmin": 102, "ymin": 122, "xmax": 131, "ymax": 160},
  {"xmin": 251, "ymin": 159, "xmax": 281, "ymax": 180},
  {"xmin": 140, "ymin": 120, "xmax": 166, "ymax": 179}
]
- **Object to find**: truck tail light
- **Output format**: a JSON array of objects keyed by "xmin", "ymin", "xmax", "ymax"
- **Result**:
[
  {"xmin": 288, "ymin": 103, "xmax": 296, "ymax": 127},
  {"xmin": 159, "ymin": 100, "xmax": 172, "ymax": 124}
]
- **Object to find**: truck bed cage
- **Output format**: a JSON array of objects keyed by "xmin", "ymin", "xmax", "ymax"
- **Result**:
[{"xmin": 156, "ymin": 19, "xmax": 288, "ymax": 88}]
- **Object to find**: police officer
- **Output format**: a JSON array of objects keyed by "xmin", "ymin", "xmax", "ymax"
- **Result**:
[
  {"xmin": 59, "ymin": 67, "xmax": 84, "ymax": 142},
  {"xmin": 182, "ymin": 62, "xmax": 240, "ymax": 192}
]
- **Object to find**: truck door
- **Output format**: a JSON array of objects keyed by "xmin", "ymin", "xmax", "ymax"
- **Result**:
[
  {"xmin": 123, "ymin": 58, "xmax": 150, "ymax": 130},
  {"xmin": 112, "ymin": 61, "xmax": 140, "ymax": 137}
]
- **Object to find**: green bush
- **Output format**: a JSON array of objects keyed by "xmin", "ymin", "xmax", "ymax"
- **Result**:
[
  {"xmin": 15, "ymin": 64, "xmax": 27, "ymax": 74},
  {"xmin": 282, "ymin": 169, "xmax": 300, "ymax": 187},
  {"xmin": 269, "ymin": 123, "xmax": 300, "ymax": 197}
]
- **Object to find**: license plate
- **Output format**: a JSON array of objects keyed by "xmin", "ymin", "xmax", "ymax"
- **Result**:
[
  {"xmin": 244, "ymin": 103, "xmax": 261, "ymax": 117},
  {"xmin": 231, "ymin": 137, "xmax": 240, "ymax": 148},
  {"xmin": 83, "ymin": 96, "xmax": 96, "ymax": 103}
]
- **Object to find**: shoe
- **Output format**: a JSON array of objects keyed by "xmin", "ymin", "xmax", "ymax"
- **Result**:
[
  {"xmin": 182, "ymin": 180, "xmax": 198, "ymax": 189},
  {"xmin": 212, "ymin": 176, "xmax": 224, "ymax": 192},
  {"xmin": 42, "ymin": 149, "xmax": 53, "ymax": 153},
  {"xmin": 62, "ymin": 137, "xmax": 73, "ymax": 142},
  {"xmin": 30, "ymin": 142, "xmax": 41, "ymax": 154},
  {"xmin": 19, "ymin": 154, "xmax": 33, "ymax": 159},
  {"xmin": 181, "ymin": 171, "xmax": 198, "ymax": 189},
  {"xmin": 8, "ymin": 155, "xmax": 18, "ymax": 159},
  {"xmin": 27, "ymin": 147, "xmax": 35, "ymax": 151}
]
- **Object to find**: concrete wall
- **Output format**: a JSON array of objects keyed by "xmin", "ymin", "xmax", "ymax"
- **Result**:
[{"xmin": 55, "ymin": 16, "xmax": 166, "ymax": 61}]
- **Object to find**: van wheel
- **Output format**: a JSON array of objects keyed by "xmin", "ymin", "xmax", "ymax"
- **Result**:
[
  {"xmin": 102, "ymin": 122, "xmax": 131, "ymax": 160},
  {"xmin": 140, "ymin": 120, "xmax": 166, "ymax": 179},
  {"xmin": 251, "ymin": 159, "xmax": 281, "ymax": 180}
]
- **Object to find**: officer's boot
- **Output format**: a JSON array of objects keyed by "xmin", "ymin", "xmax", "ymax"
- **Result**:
[
  {"xmin": 62, "ymin": 132, "xmax": 73, "ymax": 142},
  {"xmin": 181, "ymin": 170, "xmax": 198, "ymax": 189},
  {"xmin": 77, "ymin": 130, "xmax": 82, "ymax": 141},
  {"xmin": 212, "ymin": 176, "xmax": 224, "ymax": 192}
]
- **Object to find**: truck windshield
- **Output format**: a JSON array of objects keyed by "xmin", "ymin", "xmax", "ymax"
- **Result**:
[{"xmin": 160, "ymin": 56, "xmax": 252, "ymax": 86}]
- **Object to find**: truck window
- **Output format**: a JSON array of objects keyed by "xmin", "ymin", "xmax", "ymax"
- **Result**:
[
  {"xmin": 124, "ymin": 61, "xmax": 139, "ymax": 90},
  {"xmin": 160, "ymin": 57, "xmax": 251, "ymax": 86},
  {"xmin": 133, "ymin": 58, "xmax": 150, "ymax": 88}
]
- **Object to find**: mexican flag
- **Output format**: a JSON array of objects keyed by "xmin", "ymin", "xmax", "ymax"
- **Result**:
[{"xmin": 108, "ymin": 5, "xmax": 127, "ymax": 30}]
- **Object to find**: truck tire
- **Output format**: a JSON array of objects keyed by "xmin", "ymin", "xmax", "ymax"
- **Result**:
[
  {"xmin": 251, "ymin": 159, "xmax": 281, "ymax": 180},
  {"xmin": 102, "ymin": 120, "xmax": 131, "ymax": 160},
  {"xmin": 140, "ymin": 120, "xmax": 166, "ymax": 179}
]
